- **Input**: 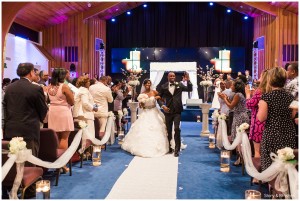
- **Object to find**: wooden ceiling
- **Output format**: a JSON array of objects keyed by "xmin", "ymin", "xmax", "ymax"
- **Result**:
[{"xmin": 7, "ymin": 1, "xmax": 299, "ymax": 32}]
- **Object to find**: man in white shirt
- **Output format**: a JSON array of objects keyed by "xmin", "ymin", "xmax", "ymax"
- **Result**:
[
  {"xmin": 89, "ymin": 76, "xmax": 114, "ymax": 138},
  {"xmin": 285, "ymin": 63, "xmax": 298, "ymax": 101}
]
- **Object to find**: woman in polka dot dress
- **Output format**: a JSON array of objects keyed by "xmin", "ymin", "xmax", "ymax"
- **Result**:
[{"xmin": 257, "ymin": 67, "xmax": 297, "ymax": 171}]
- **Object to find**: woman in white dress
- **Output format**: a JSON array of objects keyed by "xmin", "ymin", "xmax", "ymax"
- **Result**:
[
  {"xmin": 211, "ymin": 79, "xmax": 222, "ymax": 109},
  {"xmin": 121, "ymin": 79, "xmax": 169, "ymax": 157}
]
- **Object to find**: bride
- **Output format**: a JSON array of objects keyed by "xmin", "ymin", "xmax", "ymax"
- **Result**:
[{"xmin": 121, "ymin": 79, "xmax": 170, "ymax": 157}]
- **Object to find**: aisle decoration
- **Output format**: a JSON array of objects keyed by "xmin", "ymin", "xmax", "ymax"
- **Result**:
[{"xmin": 2, "ymin": 116, "xmax": 115, "ymax": 199}]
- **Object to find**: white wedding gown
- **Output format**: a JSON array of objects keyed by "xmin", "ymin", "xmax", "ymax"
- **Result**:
[
  {"xmin": 121, "ymin": 96, "xmax": 170, "ymax": 157},
  {"xmin": 211, "ymin": 80, "xmax": 221, "ymax": 109}
]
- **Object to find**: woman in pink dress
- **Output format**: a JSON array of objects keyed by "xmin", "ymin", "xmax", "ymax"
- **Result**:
[
  {"xmin": 47, "ymin": 68, "xmax": 74, "ymax": 172},
  {"xmin": 245, "ymin": 70, "xmax": 269, "ymax": 158}
]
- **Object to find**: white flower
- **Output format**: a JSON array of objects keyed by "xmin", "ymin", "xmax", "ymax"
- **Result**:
[
  {"xmin": 137, "ymin": 94, "xmax": 149, "ymax": 103},
  {"xmin": 108, "ymin": 111, "xmax": 114, "ymax": 117},
  {"xmin": 118, "ymin": 110, "xmax": 123, "ymax": 117},
  {"xmin": 218, "ymin": 113, "xmax": 227, "ymax": 120},
  {"xmin": 200, "ymin": 80, "xmax": 213, "ymax": 86},
  {"xmin": 128, "ymin": 80, "xmax": 140, "ymax": 86},
  {"xmin": 9, "ymin": 137, "xmax": 27, "ymax": 154},
  {"xmin": 237, "ymin": 123, "xmax": 249, "ymax": 132},
  {"xmin": 123, "ymin": 108, "xmax": 128, "ymax": 116},
  {"xmin": 78, "ymin": 121, "xmax": 88, "ymax": 129},
  {"xmin": 277, "ymin": 147, "xmax": 295, "ymax": 161},
  {"xmin": 211, "ymin": 110, "xmax": 220, "ymax": 120}
]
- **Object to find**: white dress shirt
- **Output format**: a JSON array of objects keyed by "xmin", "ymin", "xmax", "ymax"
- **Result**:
[{"xmin": 169, "ymin": 82, "xmax": 175, "ymax": 95}]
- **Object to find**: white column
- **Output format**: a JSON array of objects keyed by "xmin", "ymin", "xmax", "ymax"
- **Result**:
[
  {"xmin": 127, "ymin": 102, "xmax": 139, "ymax": 124},
  {"xmin": 199, "ymin": 103, "xmax": 212, "ymax": 137}
]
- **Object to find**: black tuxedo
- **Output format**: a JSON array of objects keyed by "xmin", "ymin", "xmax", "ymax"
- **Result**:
[
  {"xmin": 3, "ymin": 78, "xmax": 48, "ymax": 145},
  {"xmin": 158, "ymin": 81, "xmax": 193, "ymax": 153}
]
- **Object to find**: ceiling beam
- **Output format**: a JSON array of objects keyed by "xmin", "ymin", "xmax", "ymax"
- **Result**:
[
  {"xmin": 243, "ymin": 2, "xmax": 278, "ymax": 16},
  {"xmin": 83, "ymin": 2, "xmax": 121, "ymax": 20}
]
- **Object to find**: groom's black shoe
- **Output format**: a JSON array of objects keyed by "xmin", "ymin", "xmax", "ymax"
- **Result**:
[
  {"xmin": 169, "ymin": 148, "xmax": 174, "ymax": 154},
  {"xmin": 174, "ymin": 152, "xmax": 179, "ymax": 157}
]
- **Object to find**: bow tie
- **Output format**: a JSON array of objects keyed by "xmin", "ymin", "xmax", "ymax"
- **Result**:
[{"xmin": 170, "ymin": 83, "xmax": 175, "ymax": 86}]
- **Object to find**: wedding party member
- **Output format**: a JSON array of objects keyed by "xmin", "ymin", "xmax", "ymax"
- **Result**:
[
  {"xmin": 257, "ymin": 67, "xmax": 297, "ymax": 171},
  {"xmin": 3, "ymin": 63, "xmax": 48, "ymax": 157},
  {"xmin": 47, "ymin": 68, "xmax": 74, "ymax": 173},
  {"xmin": 121, "ymin": 79, "xmax": 169, "ymax": 157},
  {"xmin": 73, "ymin": 76, "xmax": 98, "ymax": 137},
  {"xmin": 89, "ymin": 76, "xmax": 113, "ymax": 138},
  {"xmin": 246, "ymin": 70, "xmax": 269, "ymax": 158},
  {"xmin": 219, "ymin": 79, "xmax": 249, "ymax": 165},
  {"xmin": 158, "ymin": 72, "xmax": 193, "ymax": 157},
  {"xmin": 245, "ymin": 70, "xmax": 252, "ymax": 84}
]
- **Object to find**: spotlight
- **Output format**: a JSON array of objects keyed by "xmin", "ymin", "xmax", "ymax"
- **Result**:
[
  {"xmin": 143, "ymin": 4, "xmax": 147, "ymax": 8},
  {"xmin": 227, "ymin": 9, "xmax": 231, "ymax": 13},
  {"xmin": 127, "ymin": 11, "xmax": 131, "ymax": 15},
  {"xmin": 244, "ymin": 16, "xmax": 248, "ymax": 20},
  {"xmin": 111, "ymin": 18, "xmax": 116, "ymax": 22},
  {"xmin": 209, "ymin": 2, "xmax": 214, "ymax": 6}
]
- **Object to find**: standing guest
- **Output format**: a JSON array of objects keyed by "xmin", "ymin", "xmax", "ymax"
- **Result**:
[
  {"xmin": 219, "ymin": 80, "xmax": 250, "ymax": 165},
  {"xmin": 47, "ymin": 68, "xmax": 74, "ymax": 173},
  {"xmin": 245, "ymin": 70, "xmax": 252, "ymax": 84},
  {"xmin": 64, "ymin": 69, "xmax": 72, "ymax": 84},
  {"xmin": 11, "ymin": 78, "xmax": 19, "ymax": 83},
  {"xmin": 73, "ymin": 76, "xmax": 98, "ymax": 137},
  {"xmin": 285, "ymin": 63, "xmax": 298, "ymax": 100},
  {"xmin": 2, "ymin": 78, "xmax": 11, "ymax": 94},
  {"xmin": 3, "ymin": 63, "xmax": 48, "ymax": 157},
  {"xmin": 245, "ymin": 70, "xmax": 269, "ymax": 158},
  {"xmin": 237, "ymin": 71, "xmax": 242, "ymax": 76},
  {"xmin": 38, "ymin": 70, "xmax": 49, "ymax": 86},
  {"xmin": 89, "ymin": 76, "xmax": 114, "ymax": 138},
  {"xmin": 257, "ymin": 67, "xmax": 297, "ymax": 171}
]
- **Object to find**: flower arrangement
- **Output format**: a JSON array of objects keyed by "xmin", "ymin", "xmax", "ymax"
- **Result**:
[
  {"xmin": 137, "ymin": 94, "xmax": 148, "ymax": 103},
  {"xmin": 8, "ymin": 137, "xmax": 27, "ymax": 154},
  {"xmin": 79, "ymin": 121, "xmax": 88, "ymax": 129},
  {"xmin": 277, "ymin": 147, "xmax": 297, "ymax": 164},
  {"xmin": 211, "ymin": 110, "xmax": 220, "ymax": 120},
  {"xmin": 218, "ymin": 113, "xmax": 227, "ymax": 120},
  {"xmin": 200, "ymin": 80, "xmax": 213, "ymax": 86},
  {"xmin": 128, "ymin": 80, "xmax": 140, "ymax": 86},
  {"xmin": 123, "ymin": 108, "xmax": 128, "ymax": 116},
  {"xmin": 237, "ymin": 123, "xmax": 249, "ymax": 132}
]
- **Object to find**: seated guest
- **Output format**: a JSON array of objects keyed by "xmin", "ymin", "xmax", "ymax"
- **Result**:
[
  {"xmin": 73, "ymin": 76, "xmax": 98, "ymax": 137},
  {"xmin": 257, "ymin": 67, "xmax": 297, "ymax": 171},
  {"xmin": 89, "ymin": 76, "xmax": 114, "ymax": 138}
]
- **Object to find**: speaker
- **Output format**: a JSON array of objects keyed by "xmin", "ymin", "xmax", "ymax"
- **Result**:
[{"xmin": 70, "ymin": 63, "xmax": 76, "ymax": 72}]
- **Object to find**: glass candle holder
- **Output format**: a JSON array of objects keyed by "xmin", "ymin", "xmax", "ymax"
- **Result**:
[
  {"xmin": 92, "ymin": 145, "xmax": 101, "ymax": 166},
  {"xmin": 220, "ymin": 150, "xmax": 230, "ymax": 172},
  {"xmin": 197, "ymin": 115, "xmax": 201, "ymax": 122},
  {"xmin": 118, "ymin": 130, "xmax": 125, "ymax": 144},
  {"xmin": 245, "ymin": 190, "xmax": 261, "ymax": 199},
  {"xmin": 208, "ymin": 133, "xmax": 215, "ymax": 148},
  {"xmin": 36, "ymin": 180, "xmax": 50, "ymax": 199}
]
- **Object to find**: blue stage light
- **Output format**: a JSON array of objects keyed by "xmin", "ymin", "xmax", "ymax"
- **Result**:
[
  {"xmin": 127, "ymin": 11, "xmax": 131, "ymax": 15},
  {"xmin": 143, "ymin": 4, "xmax": 147, "ymax": 8},
  {"xmin": 244, "ymin": 16, "xmax": 248, "ymax": 20},
  {"xmin": 227, "ymin": 9, "xmax": 231, "ymax": 13},
  {"xmin": 209, "ymin": 2, "xmax": 214, "ymax": 6},
  {"xmin": 111, "ymin": 18, "xmax": 116, "ymax": 22}
]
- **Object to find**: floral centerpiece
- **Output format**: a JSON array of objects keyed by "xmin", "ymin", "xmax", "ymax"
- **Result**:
[{"xmin": 197, "ymin": 65, "xmax": 216, "ymax": 103}]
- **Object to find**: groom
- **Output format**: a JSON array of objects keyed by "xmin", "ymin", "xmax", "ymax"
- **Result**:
[{"xmin": 158, "ymin": 72, "xmax": 193, "ymax": 157}]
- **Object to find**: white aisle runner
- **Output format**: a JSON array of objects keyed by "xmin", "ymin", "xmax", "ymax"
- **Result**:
[{"xmin": 106, "ymin": 154, "xmax": 178, "ymax": 199}]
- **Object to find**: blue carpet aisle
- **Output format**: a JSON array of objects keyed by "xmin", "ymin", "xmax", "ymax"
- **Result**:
[{"xmin": 47, "ymin": 121, "xmax": 263, "ymax": 199}]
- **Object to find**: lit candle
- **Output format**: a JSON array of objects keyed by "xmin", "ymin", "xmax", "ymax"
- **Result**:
[
  {"xmin": 245, "ymin": 190, "xmax": 261, "ymax": 199},
  {"xmin": 220, "ymin": 150, "xmax": 230, "ymax": 172},
  {"xmin": 36, "ymin": 180, "xmax": 50, "ymax": 199}
]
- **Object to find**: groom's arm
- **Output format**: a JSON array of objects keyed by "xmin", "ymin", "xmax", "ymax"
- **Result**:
[{"xmin": 157, "ymin": 88, "xmax": 165, "ymax": 107}]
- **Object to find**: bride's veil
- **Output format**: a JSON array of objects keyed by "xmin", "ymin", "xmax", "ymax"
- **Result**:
[{"xmin": 139, "ymin": 78, "xmax": 154, "ymax": 94}]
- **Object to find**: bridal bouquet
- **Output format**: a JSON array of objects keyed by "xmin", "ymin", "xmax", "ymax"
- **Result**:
[
  {"xmin": 137, "ymin": 94, "xmax": 148, "ymax": 103},
  {"xmin": 8, "ymin": 137, "xmax": 27, "ymax": 154}
]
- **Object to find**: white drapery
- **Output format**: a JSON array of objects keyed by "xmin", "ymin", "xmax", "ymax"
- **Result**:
[
  {"xmin": 149, "ymin": 62, "xmax": 198, "ymax": 99},
  {"xmin": 2, "ymin": 116, "xmax": 115, "ymax": 199},
  {"xmin": 218, "ymin": 118, "xmax": 298, "ymax": 199}
]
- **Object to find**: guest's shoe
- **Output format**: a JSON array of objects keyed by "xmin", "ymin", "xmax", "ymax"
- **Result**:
[
  {"xmin": 169, "ymin": 148, "xmax": 174, "ymax": 154},
  {"xmin": 174, "ymin": 152, "xmax": 179, "ymax": 157},
  {"xmin": 61, "ymin": 166, "xmax": 70, "ymax": 174},
  {"xmin": 233, "ymin": 157, "xmax": 242, "ymax": 166}
]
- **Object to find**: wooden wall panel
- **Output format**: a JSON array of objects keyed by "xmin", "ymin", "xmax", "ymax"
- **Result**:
[
  {"xmin": 254, "ymin": 8, "xmax": 298, "ymax": 74},
  {"xmin": 42, "ymin": 14, "xmax": 106, "ymax": 78}
]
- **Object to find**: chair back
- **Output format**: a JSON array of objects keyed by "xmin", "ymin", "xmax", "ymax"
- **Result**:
[{"xmin": 38, "ymin": 128, "xmax": 59, "ymax": 162}]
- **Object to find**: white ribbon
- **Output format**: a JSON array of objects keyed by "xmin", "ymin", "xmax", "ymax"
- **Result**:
[
  {"xmin": 2, "ymin": 116, "xmax": 115, "ymax": 199},
  {"xmin": 219, "ymin": 118, "xmax": 242, "ymax": 150}
]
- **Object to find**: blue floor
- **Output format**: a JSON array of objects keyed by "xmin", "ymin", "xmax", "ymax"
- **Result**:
[{"xmin": 46, "ymin": 121, "xmax": 264, "ymax": 199}]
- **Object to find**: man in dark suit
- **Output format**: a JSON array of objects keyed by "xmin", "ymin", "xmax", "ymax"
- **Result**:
[
  {"xmin": 158, "ymin": 72, "xmax": 193, "ymax": 157},
  {"xmin": 3, "ymin": 63, "xmax": 48, "ymax": 157}
]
